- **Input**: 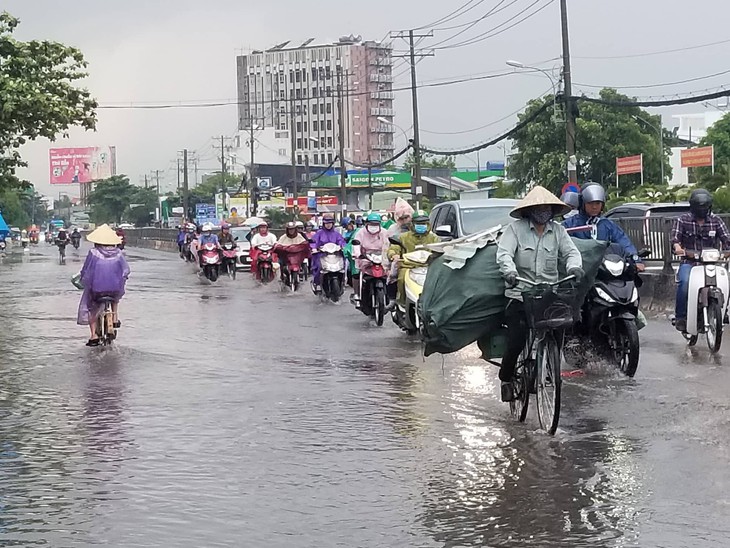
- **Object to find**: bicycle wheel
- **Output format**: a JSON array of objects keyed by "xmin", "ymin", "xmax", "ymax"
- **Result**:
[
  {"xmin": 706, "ymin": 301, "xmax": 723, "ymax": 353},
  {"xmin": 536, "ymin": 331, "xmax": 562, "ymax": 435},
  {"xmin": 510, "ymin": 347, "xmax": 531, "ymax": 423}
]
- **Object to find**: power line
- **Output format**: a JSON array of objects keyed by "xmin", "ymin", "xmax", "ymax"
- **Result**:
[
  {"xmin": 573, "ymin": 37, "xmax": 730, "ymax": 60},
  {"xmin": 575, "ymin": 67, "xmax": 730, "ymax": 90},
  {"xmin": 434, "ymin": 0, "xmax": 521, "ymax": 31},
  {"xmin": 434, "ymin": 0, "xmax": 557, "ymax": 51},
  {"xmin": 412, "ymin": 0, "xmax": 486, "ymax": 31}
]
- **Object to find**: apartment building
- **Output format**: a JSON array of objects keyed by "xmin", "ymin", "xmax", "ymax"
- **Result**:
[{"xmin": 235, "ymin": 35, "xmax": 395, "ymax": 170}]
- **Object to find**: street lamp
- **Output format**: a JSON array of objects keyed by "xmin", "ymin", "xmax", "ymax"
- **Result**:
[
  {"xmin": 506, "ymin": 60, "xmax": 558, "ymax": 99},
  {"xmin": 632, "ymin": 114, "xmax": 665, "ymax": 185}
]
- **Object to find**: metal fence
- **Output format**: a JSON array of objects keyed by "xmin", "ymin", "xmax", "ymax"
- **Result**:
[
  {"xmin": 612, "ymin": 215, "xmax": 730, "ymax": 269},
  {"xmin": 126, "ymin": 228, "xmax": 178, "ymax": 245}
]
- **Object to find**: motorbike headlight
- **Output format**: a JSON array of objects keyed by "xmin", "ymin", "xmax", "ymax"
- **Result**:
[
  {"xmin": 603, "ymin": 258, "xmax": 625, "ymax": 277},
  {"xmin": 409, "ymin": 267, "xmax": 428, "ymax": 286},
  {"xmin": 702, "ymin": 249, "xmax": 721, "ymax": 262},
  {"xmin": 631, "ymin": 287, "xmax": 639, "ymax": 303},
  {"xmin": 596, "ymin": 287, "xmax": 616, "ymax": 304}
]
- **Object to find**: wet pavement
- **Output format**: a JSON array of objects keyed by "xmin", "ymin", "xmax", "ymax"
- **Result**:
[{"xmin": 0, "ymin": 241, "xmax": 728, "ymax": 547}]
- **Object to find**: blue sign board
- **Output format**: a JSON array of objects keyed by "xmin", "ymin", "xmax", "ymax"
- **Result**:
[
  {"xmin": 195, "ymin": 203, "xmax": 218, "ymax": 225},
  {"xmin": 486, "ymin": 161, "xmax": 505, "ymax": 172}
]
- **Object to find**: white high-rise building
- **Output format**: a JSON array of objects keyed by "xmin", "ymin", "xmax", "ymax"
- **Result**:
[{"xmin": 235, "ymin": 35, "xmax": 395, "ymax": 170}]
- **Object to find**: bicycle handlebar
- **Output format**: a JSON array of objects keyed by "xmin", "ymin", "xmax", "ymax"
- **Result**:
[{"xmin": 515, "ymin": 275, "xmax": 576, "ymax": 287}]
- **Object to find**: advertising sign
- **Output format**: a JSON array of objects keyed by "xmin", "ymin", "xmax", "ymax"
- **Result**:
[
  {"xmin": 616, "ymin": 154, "xmax": 643, "ymax": 176},
  {"xmin": 195, "ymin": 203, "xmax": 218, "ymax": 226},
  {"xmin": 681, "ymin": 146, "xmax": 714, "ymax": 168},
  {"xmin": 285, "ymin": 196, "xmax": 339, "ymax": 208},
  {"xmin": 49, "ymin": 146, "xmax": 116, "ymax": 184}
]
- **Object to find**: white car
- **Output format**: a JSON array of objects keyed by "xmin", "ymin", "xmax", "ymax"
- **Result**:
[
  {"xmin": 118, "ymin": 223, "xmax": 135, "ymax": 230},
  {"xmin": 230, "ymin": 226, "xmax": 252, "ymax": 270}
]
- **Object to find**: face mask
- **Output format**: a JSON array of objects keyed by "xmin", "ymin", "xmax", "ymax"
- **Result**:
[
  {"xmin": 528, "ymin": 207, "xmax": 554, "ymax": 225},
  {"xmin": 414, "ymin": 224, "xmax": 428, "ymax": 235},
  {"xmin": 366, "ymin": 225, "xmax": 380, "ymax": 235}
]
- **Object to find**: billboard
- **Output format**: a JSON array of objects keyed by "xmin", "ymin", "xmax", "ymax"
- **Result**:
[
  {"xmin": 49, "ymin": 146, "xmax": 116, "ymax": 184},
  {"xmin": 616, "ymin": 154, "xmax": 643, "ymax": 176},
  {"xmin": 681, "ymin": 146, "xmax": 714, "ymax": 168}
]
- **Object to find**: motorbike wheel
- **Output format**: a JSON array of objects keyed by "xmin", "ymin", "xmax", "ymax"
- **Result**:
[
  {"xmin": 374, "ymin": 285, "xmax": 385, "ymax": 326},
  {"xmin": 706, "ymin": 301, "xmax": 723, "ymax": 353},
  {"xmin": 615, "ymin": 319, "xmax": 640, "ymax": 377},
  {"xmin": 229, "ymin": 260, "xmax": 236, "ymax": 280},
  {"xmin": 329, "ymin": 276, "xmax": 341, "ymax": 303}
]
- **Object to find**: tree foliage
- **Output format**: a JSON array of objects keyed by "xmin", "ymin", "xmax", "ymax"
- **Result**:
[
  {"xmin": 0, "ymin": 187, "xmax": 48, "ymax": 227},
  {"xmin": 184, "ymin": 172, "xmax": 242, "ymax": 205},
  {"xmin": 697, "ymin": 112, "xmax": 730, "ymax": 190},
  {"xmin": 88, "ymin": 175, "xmax": 156, "ymax": 226},
  {"xmin": 404, "ymin": 152, "xmax": 456, "ymax": 171},
  {"xmin": 509, "ymin": 89, "xmax": 671, "ymax": 194},
  {"xmin": 0, "ymin": 12, "xmax": 97, "ymax": 190}
]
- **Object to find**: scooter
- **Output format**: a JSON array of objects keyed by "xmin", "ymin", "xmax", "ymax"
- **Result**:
[
  {"xmin": 71, "ymin": 236, "xmax": 81, "ymax": 250},
  {"xmin": 200, "ymin": 243, "xmax": 221, "ymax": 282},
  {"xmin": 318, "ymin": 242, "xmax": 346, "ymax": 302},
  {"xmin": 256, "ymin": 243, "xmax": 276, "ymax": 284},
  {"xmin": 0, "ymin": 240, "xmax": 6, "ymax": 255},
  {"xmin": 675, "ymin": 248, "xmax": 730, "ymax": 353},
  {"xmin": 578, "ymin": 244, "xmax": 649, "ymax": 377},
  {"xmin": 276, "ymin": 242, "xmax": 310, "ymax": 292},
  {"xmin": 392, "ymin": 248, "xmax": 432, "ymax": 335},
  {"xmin": 353, "ymin": 241, "xmax": 388, "ymax": 326},
  {"xmin": 220, "ymin": 241, "xmax": 238, "ymax": 279}
]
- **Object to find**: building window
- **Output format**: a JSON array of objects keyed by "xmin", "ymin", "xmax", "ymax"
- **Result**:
[
  {"xmin": 296, "ymin": 121, "xmax": 302, "ymax": 133},
  {"xmin": 313, "ymin": 121, "xmax": 318, "ymax": 131},
  {"xmin": 289, "ymin": 71, "xmax": 294, "ymax": 83},
  {"xmin": 327, "ymin": 137, "xmax": 333, "ymax": 147},
  {"xmin": 325, "ymin": 66, "xmax": 332, "ymax": 79},
  {"xmin": 327, "ymin": 120, "xmax": 332, "ymax": 130},
  {"xmin": 326, "ymin": 103, "xmax": 332, "ymax": 114},
  {"xmin": 278, "ymin": 148, "xmax": 287, "ymax": 157},
  {"xmin": 297, "ymin": 154, "xmax": 302, "ymax": 164},
  {"xmin": 295, "ymin": 70, "xmax": 301, "ymax": 82},
  {"xmin": 297, "ymin": 138, "xmax": 302, "ymax": 149},
  {"xmin": 312, "ymin": 87, "xmax": 318, "ymax": 97},
  {"xmin": 314, "ymin": 154, "xmax": 319, "ymax": 164},
  {"xmin": 311, "ymin": 68, "xmax": 318, "ymax": 80},
  {"xmin": 328, "ymin": 153, "xmax": 333, "ymax": 163},
  {"xmin": 312, "ymin": 104, "xmax": 318, "ymax": 115},
  {"xmin": 326, "ymin": 86, "xmax": 332, "ymax": 97},
  {"xmin": 303, "ymin": 121, "xmax": 308, "ymax": 132}
]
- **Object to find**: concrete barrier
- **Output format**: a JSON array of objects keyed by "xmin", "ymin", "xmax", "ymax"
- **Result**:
[{"xmin": 638, "ymin": 272, "xmax": 675, "ymax": 315}]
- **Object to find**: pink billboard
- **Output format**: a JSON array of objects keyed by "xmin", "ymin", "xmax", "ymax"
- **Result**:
[{"xmin": 49, "ymin": 146, "xmax": 116, "ymax": 184}]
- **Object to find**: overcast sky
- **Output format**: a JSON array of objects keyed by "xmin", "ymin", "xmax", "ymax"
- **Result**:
[{"xmin": 6, "ymin": 0, "xmax": 730, "ymax": 196}]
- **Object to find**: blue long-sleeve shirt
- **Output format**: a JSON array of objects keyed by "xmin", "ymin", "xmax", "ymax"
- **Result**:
[{"xmin": 563, "ymin": 213, "xmax": 640, "ymax": 261}]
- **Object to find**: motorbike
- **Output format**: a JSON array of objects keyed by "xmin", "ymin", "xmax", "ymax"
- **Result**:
[
  {"xmin": 256, "ymin": 243, "xmax": 276, "ymax": 284},
  {"xmin": 200, "ymin": 242, "xmax": 221, "ymax": 282},
  {"xmin": 185, "ymin": 239, "xmax": 198, "ymax": 263},
  {"xmin": 675, "ymin": 248, "xmax": 730, "ymax": 353},
  {"xmin": 21, "ymin": 237, "xmax": 29, "ymax": 250},
  {"xmin": 576, "ymin": 244, "xmax": 649, "ymax": 377},
  {"xmin": 353, "ymin": 240, "xmax": 388, "ymax": 326},
  {"xmin": 392, "ymin": 247, "xmax": 432, "ymax": 335},
  {"xmin": 318, "ymin": 242, "xmax": 346, "ymax": 302},
  {"xmin": 71, "ymin": 236, "xmax": 81, "ymax": 250},
  {"xmin": 0, "ymin": 240, "xmax": 6, "ymax": 254},
  {"xmin": 56, "ymin": 239, "xmax": 69, "ymax": 264},
  {"xmin": 220, "ymin": 241, "xmax": 238, "ymax": 279},
  {"xmin": 116, "ymin": 230, "xmax": 126, "ymax": 250},
  {"xmin": 276, "ymin": 242, "xmax": 310, "ymax": 292},
  {"xmin": 301, "ymin": 257, "xmax": 310, "ymax": 281}
]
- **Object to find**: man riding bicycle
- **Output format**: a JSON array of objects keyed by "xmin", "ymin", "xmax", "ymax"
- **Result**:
[{"xmin": 496, "ymin": 186, "xmax": 583, "ymax": 402}]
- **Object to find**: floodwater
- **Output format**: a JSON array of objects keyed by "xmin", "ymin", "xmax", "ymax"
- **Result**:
[{"xmin": 0, "ymin": 242, "xmax": 727, "ymax": 547}]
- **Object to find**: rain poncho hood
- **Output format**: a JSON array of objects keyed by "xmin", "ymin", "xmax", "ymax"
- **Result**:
[
  {"xmin": 354, "ymin": 227, "xmax": 390, "ymax": 272},
  {"xmin": 393, "ymin": 197, "xmax": 414, "ymax": 221}
]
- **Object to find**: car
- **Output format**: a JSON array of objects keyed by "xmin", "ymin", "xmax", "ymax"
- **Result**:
[
  {"xmin": 605, "ymin": 202, "xmax": 690, "ymax": 261},
  {"xmin": 429, "ymin": 198, "xmax": 519, "ymax": 240},
  {"xmin": 118, "ymin": 223, "xmax": 135, "ymax": 230},
  {"xmin": 230, "ymin": 226, "xmax": 252, "ymax": 270}
]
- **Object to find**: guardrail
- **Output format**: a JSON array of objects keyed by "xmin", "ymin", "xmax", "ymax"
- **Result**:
[
  {"xmin": 611, "ymin": 215, "xmax": 730, "ymax": 271},
  {"xmin": 125, "ymin": 228, "xmax": 178, "ymax": 245}
]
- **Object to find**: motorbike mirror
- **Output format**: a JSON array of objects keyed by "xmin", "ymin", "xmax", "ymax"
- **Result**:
[
  {"xmin": 638, "ymin": 248, "xmax": 651, "ymax": 259},
  {"xmin": 435, "ymin": 225, "xmax": 453, "ymax": 238},
  {"xmin": 234, "ymin": 236, "xmax": 239, "ymax": 241},
  {"xmin": 351, "ymin": 239, "xmax": 361, "ymax": 246},
  {"xmin": 388, "ymin": 236, "xmax": 402, "ymax": 246}
]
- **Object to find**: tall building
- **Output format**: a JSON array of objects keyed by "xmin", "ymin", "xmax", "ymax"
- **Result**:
[{"xmin": 235, "ymin": 35, "xmax": 395, "ymax": 173}]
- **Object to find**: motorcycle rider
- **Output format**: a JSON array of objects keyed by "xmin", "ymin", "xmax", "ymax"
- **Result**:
[
  {"xmin": 218, "ymin": 222, "xmax": 236, "ymax": 245},
  {"xmin": 671, "ymin": 188, "xmax": 730, "ymax": 332},
  {"xmin": 496, "ymin": 186, "xmax": 583, "ymax": 402},
  {"xmin": 295, "ymin": 220, "xmax": 305, "ymax": 236},
  {"xmin": 176, "ymin": 226, "xmax": 186, "ymax": 257},
  {"xmin": 560, "ymin": 191, "xmax": 580, "ymax": 219},
  {"xmin": 304, "ymin": 221, "xmax": 317, "ymax": 241},
  {"xmin": 353, "ymin": 212, "xmax": 391, "ymax": 310},
  {"xmin": 250, "ymin": 221, "xmax": 278, "ymax": 279},
  {"xmin": 77, "ymin": 224, "xmax": 130, "ymax": 347},
  {"xmin": 310, "ymin": 213, "xmax": 347, "ymax": 293},
  {"xmin": 387, "ymin": 198, "xmax": 414, "ymax": 238},
  {"xmin": 71, "ymin": 227, "xmax": 82, "ymax": 248},
  {"xmin": 197, "ymin": 223, "xmax": 220, "ymax": 266},
  {"xmin": 343, "ymin": 217, "xmax": 358, "ymax": 242},
  {"xmin": 276, "ymin": 221, "xmax": 310, "ymax": 282},
  {"xmin": 387, "ymin": 210, "xmax": 439, "ymax": 310},
  {"xmin": 563, "ymin": 182, "xmax": 645, "ymax": 271},
  {"xmin": 56, "ymin": 227, "xmax": 70, "ymax": 245}
]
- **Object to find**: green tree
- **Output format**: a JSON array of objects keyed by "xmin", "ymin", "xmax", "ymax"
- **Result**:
[
  {"xmin": 87, "ymin": 175, "xmax": 138, "ymax": 224},
  {"xmin": 509, "ymin": 89, "xmax": 671, "ymax": 194},
  {"xmin": 0, "ymin": 187, "xmax": 48, "ymax": 227},
  {"xmin": 0, "ymin": 12, "xmax": 97, "ymax": 190},
  {"xmin": 126, "ymin": 186, "xmax": 157, "ymax": 227},
  {"xmin": 404, "ymin": 152, "xmax": 456, "ymax": 171},
  {"xmin": 187, "ymin": 172, "xmax": 242, "ymax": 205},
  {"xmin": 697, "ymin": 113, "xmax": 730, "ymax": 189}
]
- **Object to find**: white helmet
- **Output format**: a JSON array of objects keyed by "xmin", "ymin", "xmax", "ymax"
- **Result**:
[{"xmin": 202, "ymin": 222, "xmax": 214, "ymax": 232}]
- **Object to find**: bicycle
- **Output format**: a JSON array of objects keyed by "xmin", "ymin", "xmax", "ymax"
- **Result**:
[
  {"xmin": 57, "ymin": 241, "xmax": 67, "ymax": 264},
  {"xmin": 509, "ymin": 276, "xmax": 579, "ymax": 435},
  {"xmin": 95, "ymin": 296, "xmax": 117, "ymax": 346}
]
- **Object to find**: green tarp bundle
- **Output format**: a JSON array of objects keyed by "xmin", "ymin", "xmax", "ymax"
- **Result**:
[{"xmin": 418, "ymin": 238, "xmax": 608, "ymax": 357}]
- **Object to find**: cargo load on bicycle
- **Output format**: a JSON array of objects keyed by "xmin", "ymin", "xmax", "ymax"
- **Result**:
[{"xmin": 417, "ymin": 230, "xmax": 608, "ymax": 357}]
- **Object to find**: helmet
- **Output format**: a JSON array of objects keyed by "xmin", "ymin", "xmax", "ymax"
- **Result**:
[
  {"xmin": 341, "ymin": 218, "xmax": 351, "ymax": 228},
  {"xmin": 355, "ymin": 216, "xmax": 364, "ymax": 226},
  {"xmin": 322, "ymin": 214, "xmax": 335, "ymax": 225},
  {"xmin": 285, "ymin": 221, "xmax": 297, "ymax": 231},
  {"xmin": 560, "ymin": 191, "xmax": 580, "ymax": 210},
  {"xmin": 366, "ymin": 212, "xmax": 381, "ymax": 223},
  {"xmin": 258, "ymin": 221, "xmax": 268, "ymax": 229},
  {"xmin": 689, "ymin": 188, "xmax": 713, "ymax": 219},
  {"xmin": 202, "ymin": 223, "xmax": 214, "ymax": 232},
  {"xmin": 221, "ymin": 222, "xmax": 230, "ymax": 230},
  {"xmin": 412, "ymin": 210, "xmax": 429, "ymax": 224},
  {"xmin": 295, "ymin": 221, "xmax": 304, "ymax": 229},
  {"xmin": 580, "ymin": 182, "xmax": 606, "ymax": 204},
  {"xmin": 306, "ymin": 221, "xmax": 315, "ymax": 230}
]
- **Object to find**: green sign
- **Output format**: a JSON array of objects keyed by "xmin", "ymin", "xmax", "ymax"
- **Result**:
[{"xmin": 311, "ymin": 171, "xmax": 411, "ymax": 188}]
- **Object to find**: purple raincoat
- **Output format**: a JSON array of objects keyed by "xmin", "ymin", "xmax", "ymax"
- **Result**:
[
  {"xmin": 77, "ymin": 246, "xmax": 131, "ymax": 325},
  {"xmin": 310, "ymin": 228, "xmax": 347, "ymax": 285}
]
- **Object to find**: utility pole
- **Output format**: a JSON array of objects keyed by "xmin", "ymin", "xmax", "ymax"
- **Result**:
[
  {"xmin": 249, "ymin": 123, "xmax": 256, "ymax": 218},
  {"xmin": 392, "ymin": 30, "xmax": 434, "ymax": 208},
  {"xmin": 177, "ymin": 158, "xmax": 181, "ymax": 189},
  {"xmin": 144, "ymin": 174, "xmax": 148, "ymax": 189},
  {"xmin": 560, "ymin": 0, "xmax": 577, "ymax": 185},
  {"xmin": 220, "ymin": 135, "xmax": 226, "ymax": 218},
  {"xmin": 290, "ymin": 100, "xmax": 298, "ymax": 215},
  {"xmin": 336, "ymin": 65, "xmax": 348, "ymax": 218},
  {"xmin": 182, "ymin": 149, "xmax": 190, "ymax": 222}
]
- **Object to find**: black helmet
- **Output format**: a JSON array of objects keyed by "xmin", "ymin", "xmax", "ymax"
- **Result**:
[{"xmin": 689, "ymin": 188, "xmax": 712, "ymax": 219}]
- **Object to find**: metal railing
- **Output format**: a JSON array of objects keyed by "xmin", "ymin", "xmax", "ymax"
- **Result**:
[{"xmin": 611, "ymin": 215, "xmax": 730, "ymax": 271}]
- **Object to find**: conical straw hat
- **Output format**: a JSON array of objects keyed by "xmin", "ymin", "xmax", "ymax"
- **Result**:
[
  {"xmin": 510, "ymin": 186, "xmax": 572, "ymax": 219},
  {"xmin": 86, "ymin": 224, "xmax": 122, "ymax": 245}
]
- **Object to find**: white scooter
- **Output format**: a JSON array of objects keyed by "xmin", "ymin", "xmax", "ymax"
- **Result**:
[{"xmin": 677, "ymin": 248, "xmax": 730, "ymax": 353}]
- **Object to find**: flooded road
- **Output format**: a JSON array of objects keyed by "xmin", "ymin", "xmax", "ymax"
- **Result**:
[{"xmin": 0, "ymin": 242, "xmax": 728, "ymax": 547}]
